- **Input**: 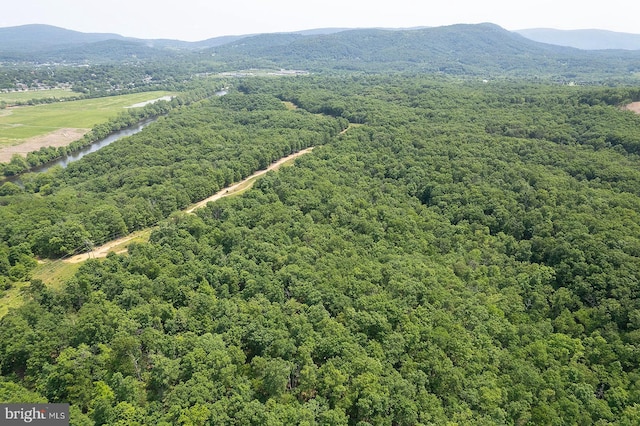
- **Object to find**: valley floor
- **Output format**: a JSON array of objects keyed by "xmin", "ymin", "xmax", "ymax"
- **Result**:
[{"xmin": 0, "ymin": 127, "xmax": 89, "ymax": 162}]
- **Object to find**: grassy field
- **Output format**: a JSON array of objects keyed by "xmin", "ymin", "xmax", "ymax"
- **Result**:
[
  {"xmin": 0, "ymin": 261, "xmax": 81, "ymax": 318},
  {"xmin": 32, "ymin": 260, "xmax": 82, "ymax": 291},
  {"xmin": 0, "ymin": 281, "xmax": 29, "ymax": 319},
  {"xmin": 0, "ymin": 88, "xmax": 80, "ymax": 104},
  {"xmin": 0, "ymin": 91, "xmax": 175, "ymax": 147},
  {"xmin": 282, "ymin": 101, "xmax": 298, "ymax": 110}
]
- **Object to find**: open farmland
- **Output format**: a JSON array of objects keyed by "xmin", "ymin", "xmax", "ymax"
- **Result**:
[
  {"xmin": 0, "ymin": 88, "xmax": 80, "ymax": 104},
  {"xmin": 0, "ymin": 90, "xmax": 174, "ymax": 148}
]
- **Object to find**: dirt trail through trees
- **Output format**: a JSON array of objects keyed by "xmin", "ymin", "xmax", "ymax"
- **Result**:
[
  {"xmin": 184, "ymin": 147, "xmax": 313, "ymax": 213},
  {"xmin": 65, "ymin": 147, "xmax": 314, "ymax": 262}
]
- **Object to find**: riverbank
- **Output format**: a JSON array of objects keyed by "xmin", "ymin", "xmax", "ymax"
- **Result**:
[
  {"xmin": 0, "ymin": 127, "xmax": 89, "ymax": 163},
  {"xmin": 0, "ymin": 92, "xmax": 175, "ymax": 155}
]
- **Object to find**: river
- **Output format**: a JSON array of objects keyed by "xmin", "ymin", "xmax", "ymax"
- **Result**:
[
  {"xmin": 32, "ymin": 89, "xmax": 226, "ymax": 172},
  {"xmin": 2, "ymin": 118, "xmax": 156, "ymax": 185},
  {"xmin": 3, "ymin": 89, "xmax": 228, "ymax": 184},
  {"xmin": 32, "ymin": 118, "xmax": 156, "ymax": 173}
]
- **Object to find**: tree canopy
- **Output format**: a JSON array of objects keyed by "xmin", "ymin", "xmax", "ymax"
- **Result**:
[{"xmin": 2, "ymin": 75, "xmax": 640, "ymax": 425}]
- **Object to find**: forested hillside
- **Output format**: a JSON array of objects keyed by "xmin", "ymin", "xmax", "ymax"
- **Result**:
[
  {"xmin": 2, "ymin": 75, "xmax": 640, "ymax": 424},
  {"xmin": 4, "ymin": 23, "xmax": 640, "ymax": 83},
  {"xmin": 205, "ymin": 24, "xmax": 640, "ymax": 80}
]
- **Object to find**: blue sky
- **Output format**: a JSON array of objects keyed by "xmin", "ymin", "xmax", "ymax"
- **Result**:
[{"xmin": 2, "ymin": 0, "xmax": 639, "ymax": 41}]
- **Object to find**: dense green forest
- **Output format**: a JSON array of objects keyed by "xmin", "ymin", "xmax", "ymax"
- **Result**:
[
  {"xmin": 3, "ymin": 74, "xmax": 640, "ymax": 425},
  {"xmin": 4, "ymin": 23, "xmax": 640, "ymax": 93},
  {"xmin": 206, "ymin": 24, "xmax": 640, "ymax": 82}
]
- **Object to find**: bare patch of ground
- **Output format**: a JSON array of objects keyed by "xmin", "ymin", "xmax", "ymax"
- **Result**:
[
  {"xmin": 125, "ymin": 96, "xmax": 173, "ymax": 108},
  {"xmin": 623, "ymin": 102, "xmax": 640, "ymax": 114},
  {"xmin": 0, "ymin": 128, "xmax": 89, "ymax": 163},
  {"xmin": 66, "ymin": 234, "xmax": 139, "ymax": 264}
]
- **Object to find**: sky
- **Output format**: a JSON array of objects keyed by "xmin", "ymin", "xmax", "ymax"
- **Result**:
[{"xmin": 2, "ymin": 0, "xmax": 639, "ymax": 41}]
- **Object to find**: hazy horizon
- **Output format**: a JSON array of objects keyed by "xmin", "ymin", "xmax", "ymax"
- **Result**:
[
  {"xmin": 2, "ymin": 0, "xmax": 638, "ymax": 42},
  {"xmin": 3, "ymin": 22, "xmax": 640, "ymax": 44}
]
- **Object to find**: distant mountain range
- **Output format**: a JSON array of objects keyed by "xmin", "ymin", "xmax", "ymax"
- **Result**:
[
  {"xmin": 516, "ymin": 28, "xmax": 640, "ymax": 50},
  {"xmin": 0, "ymin": 24, "xmax": 242, "ymax": 61},
  {"xmin": 3, "ymin": 23, "xmax": 639, "ymax": 54},
  {"xmin": 1, "ymin": 23, "xmax": 640, "ymax": 81},
  {"xmin": 201, "ymin": 24, "xmax": 640, "ymax": 78},
  {"xmin": 0, "ymin": 24, "xmax": 347, "ymax": 58}
]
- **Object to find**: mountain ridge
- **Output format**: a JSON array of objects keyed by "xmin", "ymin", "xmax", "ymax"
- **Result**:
[
  {"xmin": 0, "ymin": 24, "xmax": 346, "ymax": 53},
  {"xmin": 516, "ymin": 28, "xmax": 640, "ymax": 50},
  {"xmin": 204, "ymin": 23, "xmax": 640, "ymax": 78},
  {"xmin": 2, "ymin": 23, "xmax": 640, "ymax": 81},
  {"xmin": 5, "ymin": 23, "xmax": 640, "ymax": 52}
]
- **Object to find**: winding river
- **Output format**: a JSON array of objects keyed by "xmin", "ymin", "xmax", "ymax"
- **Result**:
[
  {"xmin": 2, "ymin": 119, "xmax": 156, "ymax": 185},
  {"xmin": 29, "ymin": 90, "xmax": 227, "ymax": 173},
  {"xmin": 32, "ymin": 118, "xmax": 156, "ymax": 173},
  {"xmin": 3, "ymin": 89, "xmax": 228, "ymax": 183}
]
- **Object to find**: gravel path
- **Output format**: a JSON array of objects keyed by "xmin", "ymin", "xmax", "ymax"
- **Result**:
[{"xmin": 64, "ymin": 147, "xmax": 314, "ymax": 262}]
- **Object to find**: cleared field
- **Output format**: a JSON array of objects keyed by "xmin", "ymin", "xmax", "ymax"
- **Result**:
[
  {"xmin": 0, "ymin": 91, "xmax": 175, "ymax": 147},
  {"xmin": 32, "ymin": 259, "xmax": 82, "ymax": 290},
  {"xmin": 282, "ymin": 101, "xmax": 298, "ymax": 110},
  {"xmin": 0, "ymin": 230, "xmax": 149, "ymax": 317},
  {"xmin": 0, "ymin": 88, "xmax": 80, "ymax": 104},
  {"xmin": 0, "ymin": 261, "xmax": 81, "ymax": 319}
]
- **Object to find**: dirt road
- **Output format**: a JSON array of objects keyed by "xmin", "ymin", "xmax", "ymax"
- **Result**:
[
  {"xmin": 64, "ymin": 147, "xmax": 314, "ymax": 262},
  {"xmin": 185, "ymin": 147, "xmax": 313, "ymax": 213},
  {"xmin": 65, "ymin": 234, "xmax": 139, "ymax": 263}
]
